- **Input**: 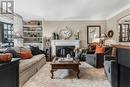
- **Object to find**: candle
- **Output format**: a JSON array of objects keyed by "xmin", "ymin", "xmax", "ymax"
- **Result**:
[
  {"xmin": 63, "ymin": 49, "xmax": 65, "ymax": 57},
  {"xmin": 61, "ymin": 49, "xmax": 62, "ymax": 57}
]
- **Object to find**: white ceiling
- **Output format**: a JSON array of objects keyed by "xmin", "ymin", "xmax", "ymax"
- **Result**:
[{"xmin": 14, "ymin": 0, "xmax": 130, "ymax": 20}]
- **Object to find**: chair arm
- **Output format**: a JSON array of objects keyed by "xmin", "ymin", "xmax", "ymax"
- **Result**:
[
  {"xmin": 86, "ymin": 54, "xmax": 96, "ymax": 58},
  {"xmin": 40, "ymin": 50, "xmax": 47, "ymax": 56},
  {"xmin": 104, "ymin": 55, "xmax": 116, "ymax": 61}
]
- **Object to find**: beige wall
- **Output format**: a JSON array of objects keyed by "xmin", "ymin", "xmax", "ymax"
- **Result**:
[
  {"xmin": 43, "ymin": 20, "xmax": 106, "ymax": 47},
  {"xmin": 106, "ymin": 8, "xmax": 130, "ymax": 42}
]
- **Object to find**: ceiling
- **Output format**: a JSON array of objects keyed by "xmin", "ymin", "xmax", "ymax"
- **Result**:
[{"xmin": 14, "ymin": 0, "xmax": 130, "ymax": 21}]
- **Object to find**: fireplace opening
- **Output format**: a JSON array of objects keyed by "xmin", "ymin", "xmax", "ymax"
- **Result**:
[{"xmin": 56, "ymin": 46, "xmax": 75, "ymax": 57}]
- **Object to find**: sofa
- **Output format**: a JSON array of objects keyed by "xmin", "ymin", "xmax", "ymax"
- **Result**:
[
  {"xmin": 4, "ymin": 47, "xmax": 46, "ymax": 87},
  {"xmin": 85, "ymin": 46, "xmax": 112, "ymax": 68},
  {"xmin": 19, "ymin": 54, "xmax": 46, "ymax": 87}
]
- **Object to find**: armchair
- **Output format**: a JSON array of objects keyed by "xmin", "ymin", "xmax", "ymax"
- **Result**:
[
  {"xmin": 85, "ymin": 46, "xmax": 112, "ymax": 68},
  {"xmin": 104, "ymin": 55, "xmax": 117, "ymax": 87}
]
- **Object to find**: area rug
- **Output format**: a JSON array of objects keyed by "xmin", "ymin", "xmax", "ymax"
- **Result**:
[{"xmin": 23, "ymin": 62, "xmax": 111, "ymax": 87}]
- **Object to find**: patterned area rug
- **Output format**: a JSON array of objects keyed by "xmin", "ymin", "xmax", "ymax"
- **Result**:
[{"xmin": 23, "ymin": 62, "xmax": 111, "ymax": 87}]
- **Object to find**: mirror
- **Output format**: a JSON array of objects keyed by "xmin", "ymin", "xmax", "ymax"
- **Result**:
[
  {"xmin": 118, "ymin": 15, "xmax": 130, "ymax": 42},
  {"xmin": 87, "ymin": 25, "xmax": 101, "ymax": 43},
  {"xmin": 107, "ymin": 30, "xmax": 114, "ymax": 38}
]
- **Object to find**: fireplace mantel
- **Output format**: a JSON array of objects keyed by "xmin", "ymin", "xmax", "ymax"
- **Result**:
[{"xmin": 51, "ymin": 40, "xmax": 80, "ymax": 56}]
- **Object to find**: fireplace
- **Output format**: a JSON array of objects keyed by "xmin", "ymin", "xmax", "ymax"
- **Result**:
[
  {"xmin": 51, "ymin": 40, "xmax": 80, "ymax": 56},
  {"xmin": 56, "ymin": 46, "xmax": 75, "ymax": 57}
]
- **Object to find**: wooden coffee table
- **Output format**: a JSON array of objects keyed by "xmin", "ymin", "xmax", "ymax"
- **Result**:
[{"xmin": 50, "ymin": 57, "xmax": 80, "ymax": 79}]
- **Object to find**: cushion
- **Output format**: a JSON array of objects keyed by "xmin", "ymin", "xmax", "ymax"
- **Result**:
[
  {"xmin": 5, "ymin": 48, "xmax": 19, "ymax": 58},
  {"xmin": 0, "ymin": 53, "xmax": 12, "ymax": 62},
  {"xmin": 95, "ymin": 45, "xmax": 105, "ymax": 54},
  {"xmin": 18, "ymin": 51, "xmax": 33, "ymax": 60},
  {"xmin": 29, "ymin": 45, "xmax": 42, "ymax": 55}
]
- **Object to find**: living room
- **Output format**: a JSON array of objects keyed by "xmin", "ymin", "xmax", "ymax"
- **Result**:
[{"xmin": 0, "ymin": 0, "xmax": 130, "ymax": 87}]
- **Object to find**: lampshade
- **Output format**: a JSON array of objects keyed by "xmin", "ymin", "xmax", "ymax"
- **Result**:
[
  {"xmin": 101, "ymin": 33, "xmax": 106, "ymax": 38},
  {"xmin": 100, "ymin": 33, "xmax": 107, "ymax": 40}
]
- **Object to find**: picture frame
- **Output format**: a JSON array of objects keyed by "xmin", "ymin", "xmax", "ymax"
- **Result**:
[{"xmin": 87, "ymin": 25, "xmax": 101, "ymax": 44}]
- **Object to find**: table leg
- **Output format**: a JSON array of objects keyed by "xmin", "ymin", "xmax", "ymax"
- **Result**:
[
  {"xmin": 50, "ymin": 69, "xmax": 54, "ymax": 79},
  {"xmin": 77, "ymin": 70, "xmax": 80, "ymax": 79}
]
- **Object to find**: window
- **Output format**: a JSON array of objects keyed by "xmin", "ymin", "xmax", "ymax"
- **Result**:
[
  {"xmin": 1, "ymin": 1, "xmax": 14, "ymax": 14},
  {"xmin": 119, "ymin": 24, "xmax": 130, "ymax": 42},
  {"xmin": 0, "ymin": 22, "xmax": 14, "ymax": 47}
]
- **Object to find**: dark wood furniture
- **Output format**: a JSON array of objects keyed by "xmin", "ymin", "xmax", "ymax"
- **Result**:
[
  {"xmin": 0, "ymin": 58, "xmax": 20, "ymax": 87},
  {"xmin": 50, "ymin": 57, "xmax": 80, "ymax": 79}
]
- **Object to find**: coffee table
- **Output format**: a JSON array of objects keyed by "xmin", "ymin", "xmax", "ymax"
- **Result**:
[{"xmin": 50, "ymin": 57, "xmax": 80, "ymax": 79}]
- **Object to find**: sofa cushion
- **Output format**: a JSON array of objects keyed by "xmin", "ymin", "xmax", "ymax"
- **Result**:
[
  {"xmin": 29, "ymin": 45, "xmax": 42, "ymax": 55},
  {"xmin": 95, "ymin": 45, "xmax": 105, "ymax": 54},
  {"xmin": 18, "ymin": 51, "xmax": 33, "ymax": 60},
  {"xmin": 19, "ymin": 54, "xmax": 45, "ymax": 73}
]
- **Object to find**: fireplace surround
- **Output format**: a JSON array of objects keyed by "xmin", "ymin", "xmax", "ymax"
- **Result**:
[
  {"xmin": 51, "ymin": 40, "xmax": 80, "ymax": 56},
  {"xmin": 56, "ymin": 46, "xmax": 75, "ymax": 57}
]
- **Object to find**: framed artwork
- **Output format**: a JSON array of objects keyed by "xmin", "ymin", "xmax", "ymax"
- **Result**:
[{"xmin": 87, "ymin": 25, "xmax": 101, "ymax": 43}]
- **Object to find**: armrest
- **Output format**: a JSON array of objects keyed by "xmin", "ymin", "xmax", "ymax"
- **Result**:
[
  {"xmin": 104, "ymin": 55, "xmax": 116, "ymax": 61},
  {"xmin": 40, "ymin": 50, "xmax": 47, "ymax": 55}
]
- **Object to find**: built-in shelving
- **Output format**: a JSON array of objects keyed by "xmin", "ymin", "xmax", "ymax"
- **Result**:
[{"xmin": 23, "ymin": 20, "xmax": 43, "ymax": 48}]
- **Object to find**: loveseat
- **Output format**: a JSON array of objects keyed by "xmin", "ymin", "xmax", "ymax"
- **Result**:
[{"xmin": 85, "ymin": 46, "xmax": 112, "ymax": 68}]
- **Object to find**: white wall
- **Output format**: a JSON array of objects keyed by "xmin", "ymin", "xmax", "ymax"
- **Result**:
[
  {"xmin": 106, "ymin": 8, "xmax": 130, "ymax": 42},
  {"xmin": 43, "ymin": 20, "xmax": 106, "ymax": 47},
  {"xmin": 13, "ymin": 14, "xmax": 24, "ymax": 47},
  {"xmin": 0, "ymin": 14, "xmax": 13, "ymax": 24}
]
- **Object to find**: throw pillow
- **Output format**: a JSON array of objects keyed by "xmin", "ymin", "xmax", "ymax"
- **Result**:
[
  {"xmin": 18, "ymin": 51, "xmax": 33, "ymax": 59},
  {"xmin": 29, "ymin": 45, "xmax": 42, "ymax": 55},
  {"xmin": 0, "ymin": 53, "xmax": 12, "ymax": 62},
  {"xmin": 5, "ymin": 48, "xmax": 20, "ymax": 58},
  {"xmin": 95, "ymin": 45, "xmax": 105, "ymax": 54}
]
